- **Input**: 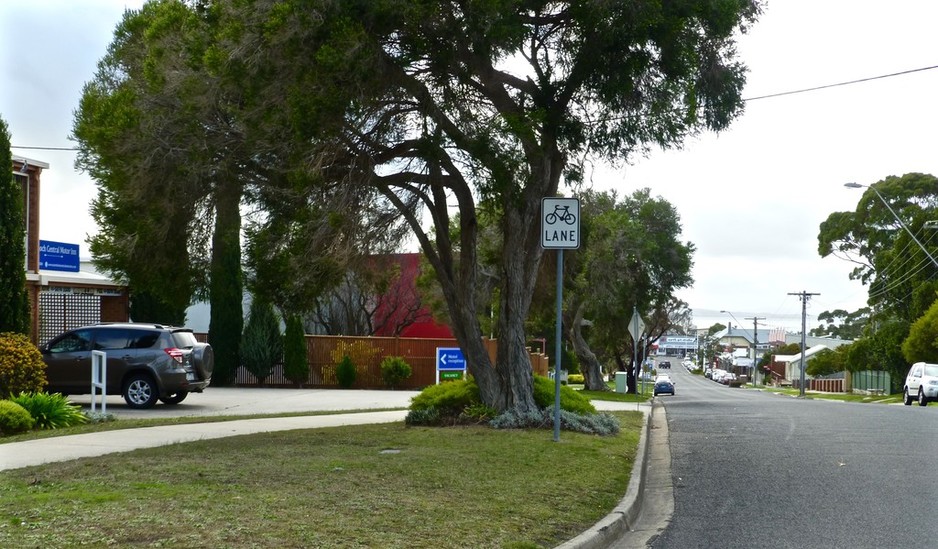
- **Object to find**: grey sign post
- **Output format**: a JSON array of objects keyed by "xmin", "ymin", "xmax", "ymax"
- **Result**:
[
  {"xmin": 628, "ymin": 308, "xmax": 646, "ymax": 396},
  {"xmin": 542, "ymin": 197, "xmax": 580, "ymax": 442}
]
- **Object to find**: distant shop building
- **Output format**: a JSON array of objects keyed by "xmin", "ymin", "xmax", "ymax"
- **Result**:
[
  {"xmin": 654, "ymin": 335, "xmax": 698, "ymax": 357},
  {"xmin": 13, "ymin": 155, "xmax": 129, "ymax": 344}
]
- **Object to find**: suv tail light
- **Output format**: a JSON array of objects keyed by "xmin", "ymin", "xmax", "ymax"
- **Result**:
[{"xmin": 164, "ymin": 347, "xmax": 185, "ymax": 364}]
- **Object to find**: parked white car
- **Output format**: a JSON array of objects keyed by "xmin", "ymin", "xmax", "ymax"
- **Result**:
[{"xmin": 903, "ymin": 362, "xmax": 938, "ymax": 406}]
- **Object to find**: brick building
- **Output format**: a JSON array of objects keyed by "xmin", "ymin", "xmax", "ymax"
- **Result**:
[{"xmin": 13, "ymin": 155, "xmax": 129, "ymax": 344}]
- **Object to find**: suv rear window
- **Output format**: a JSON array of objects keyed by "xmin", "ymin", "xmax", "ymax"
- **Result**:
[
  {"xmin": 128, "ymin": 330, "xmax": 162, "ymax": 349},
  {"xmin": 171, "ymin": 331, "xmax": 199, "ymax": 348}
]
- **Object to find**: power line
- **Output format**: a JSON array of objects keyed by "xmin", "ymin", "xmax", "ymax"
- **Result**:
[
  {"xmin": 744, "ymin": 64, "xmax": 938, "ymax": 102},
  {"xmin": 13, "ymin": 64, "xmax": 938, "ymax": 151}
]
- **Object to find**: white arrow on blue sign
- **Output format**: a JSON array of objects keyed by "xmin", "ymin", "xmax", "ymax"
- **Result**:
[{"xmin": 436, "ymin": 347, "xmax": 467, "ymax": 370}]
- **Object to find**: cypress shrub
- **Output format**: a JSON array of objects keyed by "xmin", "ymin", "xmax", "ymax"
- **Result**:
[
  {"xmin": 282, "ymin": 315, "xmax": 309, "ymax": 387},
  {"xmin": 241, "ymin": 299, "xmax": 282, "ymax": 386},
  {"xmin": 208, "ymin": 193, "xmax": 243, "ymax": 386},
  {"xmin": 0, "ymin": 118, "xmax": 31, "ymax": 335},
  {"xmin": 335, "ymin": 355, "xmax": 357, "ymax": 388}
]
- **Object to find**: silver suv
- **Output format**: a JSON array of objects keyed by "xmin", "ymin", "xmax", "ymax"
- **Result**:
[
  {"xmin": 41, "ymin": 323, "xmax": 213, "ymax": 409},
  {"xmin": 903, "ymin": 362, "xmax": 938, "ymax": 407}
]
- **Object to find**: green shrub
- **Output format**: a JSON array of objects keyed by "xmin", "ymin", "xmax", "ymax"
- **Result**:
[
  {"xmin": 282, "ymin": 315, "xmax": 309, "ymax": 387},
  {"xmin": 380, "ymin": 356, "xmax": 412, "ymax": 389},
  {"xmin": 0, "ymin": 400, "xmax": 35, "ymax": 435},
  {"xmin": 459, "ymin": 402, "xmax": 498, "ymax": 423},
  {"xmin": 532, "ymin": 375, "xmax": 596, "ymax": 414},
  {"xmin": 567, "ymin": 374, "xmax": 585, "ymax": 384},
  {"xmin": 240, "ymin": 299, "xmax": 283, "ymax": 386},
  {"xmin": 404, "ymin": 407, "xmax": 441, "ymax": 426},
  {"xmin": 409, "ymin": 379, "xmax": 481, "ymax": 415},
  {"xmin": 336, "ymin": 355, "xmax": 357, "ymax": 388},
  {"xmin": 490, "ymin": 407, "xmax": 620, "ymax": 436},
  {"xmin": 0, "ymin": 332, "xmax": 47, "ymax": 398},
  {"xmin": 11, "ymin": 392, "xmax": 87, "ymax": 429}
]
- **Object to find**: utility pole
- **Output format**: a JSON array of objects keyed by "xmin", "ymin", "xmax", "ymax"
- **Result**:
[
  {"xmin": 744, "ymin": 316, "xmax": 765, "ymax": 386},
  {"xmin": 788, "ymin": 291, "xmax": 820, "ymax": 397}
]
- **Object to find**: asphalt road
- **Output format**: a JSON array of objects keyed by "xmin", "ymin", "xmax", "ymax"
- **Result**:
[{"xmin": 636, "ymin": 365, "xmax": 938, "ymax": 548}]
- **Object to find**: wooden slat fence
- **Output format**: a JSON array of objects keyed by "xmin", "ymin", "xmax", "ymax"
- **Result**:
[{"xmin": 214, "ymin": 335, "xmax": 548, "ymax": 389}]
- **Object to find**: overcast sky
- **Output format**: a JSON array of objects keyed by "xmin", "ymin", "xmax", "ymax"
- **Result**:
[{"xmin": 4, "ymin": 1, "xmax": 937, "ymax": 332}]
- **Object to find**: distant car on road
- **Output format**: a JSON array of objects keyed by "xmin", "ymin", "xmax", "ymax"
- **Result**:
[
  {"xmin": 903, "ymin": 362, "xmax": 938, "ymax": 406},
  {"xmin": 658, "ymin": 361, "xmax": 671, "ymax": 369},
  {"xmin": 654, "ymin": 377, "xmax": 675, "ymax": 396},
  {"xmin": 41, "ymin": 323, "xmax": 213, "ymax": 409}
]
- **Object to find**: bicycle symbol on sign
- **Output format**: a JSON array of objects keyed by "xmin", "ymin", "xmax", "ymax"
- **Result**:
[{"xmin": 545, "ymin": 204, "xmax": 577, "ymax": 225}]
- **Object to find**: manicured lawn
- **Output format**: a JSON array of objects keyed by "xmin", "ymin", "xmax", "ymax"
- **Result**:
[{"xmin": 0, "ymin": 411, "xmax": 643, "ymax": 548}]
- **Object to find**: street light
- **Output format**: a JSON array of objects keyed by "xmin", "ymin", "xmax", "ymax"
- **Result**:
[{"xmin": 844, "ymin": 182, "xmax": 938, "ymax": 269}]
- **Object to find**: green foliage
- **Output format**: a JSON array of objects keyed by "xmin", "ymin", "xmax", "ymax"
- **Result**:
[
  {"xmin": 282, "ymin": 314, "xmax": 309, "ymax": 387},
  {"xmin": 335, "ymin": 354, "xmax": 357, "ymax": 388},
  {"xmin": 490, "ymin": 408, "xmax": 620, "ymax": 436},
  {"xmin": 0, "ymin": 117, "xmax": 31, "ymax": 335},
  {"xmin": 460, "ymin": 402, "xmax": 499, "ymax": 423},
  {"xmin": 208, "ymin": 194, "xmax": 245, "ymax": 386},
  {"xmin": 240, "ymin": 299, "xmax": 283, "ymax": 386},
  {"xmin": 818, "ymin": 173, "xmax": 938, "ymax": 324},
  {"xmin": 409, "ymin": 379, "xmax": 482, "ymax": 416},
  {"xmin": 76, "ymin": 0, "xmax": 761, "ymax": 414},
  {"xmin": 806, "ymin": 347, "xmax": 847, "ymax": 377},
  {"xmin": 0, "ymin": 399, "xmax": 34, "ymax": 435},
  {"xmin": 409, "ymin": 376, "xmax": 598, "ymax": 426},
  {"xmin": 379, "ymin": 356, "xmax": 412, "ymax": 389},
  {"xmin": 11, "ymin": 392, "xmax": 87, "ymax": 429},
  {"xmin": 405, "ymin": 385, "xmax": 497, "ymax": 427},
  {"xmin": 532, "ymin": 375, "xmax": 596, "ymax": 415},
  {"xmin": 218, "ymin": 0, "xmax": 759, "ymax": 412},
  {"xmin": 553, "ymin": 189, "xmax": 695, "ymax": 392},
  {"xmin": 567, "ymin": 374, "xmax": 585, "ymax": 384},
  {"xmin": 404, "ymin": 406, "xmax": 441, "ymax": 426},
  {"xmin": 0, "ymin": 332, "xmax": 47, "ymax": 398},
  {"xmin": 810, "ymin": 308, "xmax": 870, "ymax": 339},
  {"xmin": 129, "ymin": 290, "xmax": 186, "ymax": 326},
  {"xmin": 847, "ymin": 321, "xmax": 910, "ymax": 393},
  {"xmin": 902, "ymin": 297, "xmax": 938, "ymax": 363}
]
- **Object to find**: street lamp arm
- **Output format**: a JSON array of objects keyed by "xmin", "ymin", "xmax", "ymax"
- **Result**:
[{"xmin": 845, "ymin": 182, "xmax": 938, "ymax": 269}]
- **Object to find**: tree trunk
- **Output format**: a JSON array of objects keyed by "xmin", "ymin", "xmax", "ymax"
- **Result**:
[
  {"xmin": 438, "ymin": 192, "xmax": 543, "ymax": 414},
  {"xmin": 569, "ymin": 302, "xmax": 608, "ymax": 391}
]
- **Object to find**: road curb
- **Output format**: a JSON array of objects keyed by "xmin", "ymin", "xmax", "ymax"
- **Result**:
[{"xmin": 555, "ymin": 401, "xmax": 656, "ymax": 549}]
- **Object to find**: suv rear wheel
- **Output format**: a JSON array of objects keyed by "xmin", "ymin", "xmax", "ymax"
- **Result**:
[
  {"xmin": 124, "ymin": 374, "xmax": 159, "ymax": 409},
  {"xmin": 904, "ymin": 387, "xmax": 914, "ymax": 406}
]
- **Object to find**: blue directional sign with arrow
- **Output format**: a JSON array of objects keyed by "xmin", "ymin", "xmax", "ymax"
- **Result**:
[{"xmin": 436, "ymin": 347, "xmax": 467, "ymax": 371}]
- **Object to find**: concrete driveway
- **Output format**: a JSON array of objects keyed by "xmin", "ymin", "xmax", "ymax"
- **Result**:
[{"xmin": 67, "ymin": 387, "xmax": 422, "ymax": 420}]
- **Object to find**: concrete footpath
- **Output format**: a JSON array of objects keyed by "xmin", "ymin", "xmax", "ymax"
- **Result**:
[{"xmin": 0, "ymin": 389, "xmax": 659, "ymax": 548}]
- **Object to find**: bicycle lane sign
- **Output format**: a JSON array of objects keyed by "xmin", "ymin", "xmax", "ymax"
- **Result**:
[{"xmin": 541, "ymin": 197, "xmax": 580, "ymax": 249}]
